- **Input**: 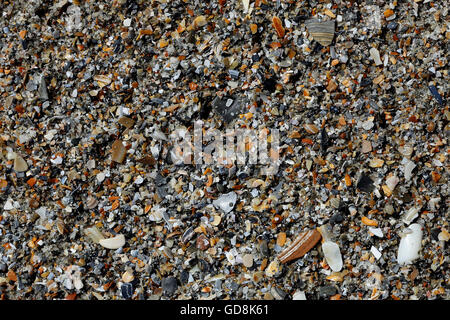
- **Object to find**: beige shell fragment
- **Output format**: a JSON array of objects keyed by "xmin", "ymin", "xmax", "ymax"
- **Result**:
[
  {"xmin": 306, "ymin": 19, "xmax": 335, "ymax": 46},
  {"xmin": 99, "ymin": 234, "xmax": 125, "ymax": 249},
  {"xmin": 242, "ymin": 0, "xmax": 250, "ymax": 13},
  {"xmin": 13, "ymin": 154, "xmax": 28, "ymax": 172},
  {"xmin": 111, "ymin": 140, "xmax": 127, "ymax": 163},
  {"xmin": 93, "ymin": 75, "xmax": 111, "ymax": 88}
]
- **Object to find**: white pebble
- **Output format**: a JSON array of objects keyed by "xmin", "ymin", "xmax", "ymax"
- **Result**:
[{"xmin": 123, "ymin": 18, "xmax": 132, "ymax": 27}]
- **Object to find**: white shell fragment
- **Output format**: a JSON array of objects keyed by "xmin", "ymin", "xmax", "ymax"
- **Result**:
[
  {"xmin": 242, "ymin": 0, "xmax": 249, "ymax": 13},
  {"xmin": 84, "ymin": 226, "xmax": 105, "ymax": 243},
  {"xmin": 402, "ymin": 206, "xmax": 421, "ymax": 225},
  {"xmin": 322, "ymin": 241, "xmax": 343, "ymax": 272},
  {"xmin": 369, "ymin": 47, "xmax": 382, "ymax": 65},
  {"xmin": 213, "ymin": 192, "xmax": 237, "ymax": 213},
  {"xmin": 403, "ymin": 159, "xmax": 416, "ymax": 181},
  {"xmin": 369, "ymin": 227, "xmax": 384, "ymax": 238},
  {"xmin": 385, "ymin": 175, "xmax": 399, "ymax": 191},
  {"xmin": 292, "ymin": 290, "xmax": 307, "ymax": 300},
  {"xmin": 99, "ymin": 234, "xmax": 125, "ymax": 249},
  {"xmin": 397, "ymin": 224, "xmax": 423, "ymax": 265},
  {"xmin": 370, "ymin": 246, "xmax": 382, "ymax": 260}
]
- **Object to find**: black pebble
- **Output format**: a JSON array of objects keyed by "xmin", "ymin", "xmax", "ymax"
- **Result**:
[
  {"xmin": 357, "ymin": 174, "xmax": 375, "ymax": 193},
  {"xmin": 121, "ymin": 282, "xmax": 134, "ymax": 299},
  {"xmin": 162, "ymin": 277, "xmax": 178, "ymax": 295}
]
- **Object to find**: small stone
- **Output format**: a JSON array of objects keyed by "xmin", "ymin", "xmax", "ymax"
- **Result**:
[
  {"xmin": 369, "ymin": 227, "xmax": 383, "ymax": 238},
  {"xmin": 319, "ymin": 285, "xmax": 337, "ymax": 298},
  {"xmin": 361, "ymin": 140, "xmax": 372, "ymax": 153},
  {"xmin": 121, "ymin": 283, "xmax": 134, "ymax": 299},
  {"xmin": 265, "ymin": 259, "xmax": 281, "ymax": 277},
  {"xmin": 196, "ymin": 234, "xmax": 210, "ymax": 251},
  {"xmin": 162, "ymin": 277, "xmax": 178, "ymax": 295},
  {"xmin": 123, "ymin": 18, "xmax": 132, "ymax": 27},
  {"xmin": 38, "ymin": 76, "xmax": 49, "ymax": 100},
  {"xmin": 96, "ymin": 172, "xmax": 105, "ymax": 183},
  {"xmin": 242, "ymin": 254, "xmax": 253, "ymax": 268},
  {"xmin": 357, "ymin": 174, "xmax": 374, "ymax": 193}
]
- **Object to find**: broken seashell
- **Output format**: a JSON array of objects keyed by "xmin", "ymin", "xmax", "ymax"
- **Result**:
[
  {"xmin": 211, "ymin": 215, "xmax": 221, "ymax": 226},
  {"xmin": 84, "ymin": 226, "xmax": 105, "ymax": 243},
  {"xmin": 85, "ymin": 196, "xmax": 98, "ymax": 210},
  {"xmin": 305, "ymin": 19, "xmax": 335, "ymax": 46},
  {"xmin": 369, "ymin": 47, "xmax": 382, "ymax": 65},
  {"xmin": 272, "ymin": 16, "xmax": 285, "ymax": 39},
  {"xmin": 242, "ymin": 0, "xmax": 249, "ymax": 13},
  {"xmin": 111, "ymin": 139, "xmax": 127, "ymax": 163},
  {"xmin": 403, "ymin": 160, "xmax": 416, "ymax": 181},
  {"xmin": 402, "ymin": 206, "xmax": 421, "ymax": 225},
  {"xmin": 193, "ymin": 15, "xmax": 207, "ymax": 28},
  {"xmin": 14, "ymin": 154, "xmax": 28, "ymax": 172},
  {"xmin": 99, "ymin": 234, "xmax": 125, "ymax": 249},
  {"xmin": 213, "ymin": 192, "xmax": 237, "ymax": 214},
  {"xmin": 322, "ymin": 241, "xmax": 343, "ymax": 272},
  {"xmin": 386, "ymin": 175, "xmax": 399, "ymax": 191},
  {"xmin": 303, "ymin": 123, "xmax": 319, "ymax": 134},
  {"xmin": 397, "ymin": 223, "xmax": 422, "ymax": 265},
  {"xmin": 93, "ymin": 75, "xmax": 111, "ymax": 88},
  {"xmin": 278, "ymin": 229, "xmax": 321, "ymax": 263},
  {"xmin": 292, "ymin": 290, "xmax": 307, "ymax": 300},
  {"xmin": 318, "ymin": 225, "xmax": 343, "ymax": 272}
]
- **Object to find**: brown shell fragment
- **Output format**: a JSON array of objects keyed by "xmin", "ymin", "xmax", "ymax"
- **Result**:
[
  {"xmin": 278, "ymin": 229, "xmax": 322, "ymax": 263},
  {"xmin": 272, "ymin": 16, "xmax": 285, "ymax": 39},
  {"xmin": 111, "ymin": 140, "xmax": 126, "ymax": 163},
  {"xmin": 306, "ymin": 19, "xmax": 335, "ymax": 46}
]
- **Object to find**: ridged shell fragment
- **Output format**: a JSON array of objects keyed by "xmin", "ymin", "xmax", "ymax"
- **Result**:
[
  {"xmin": 278, "ymin": 229, "xmax": 321, "ymax": 263},
  {"xmin": 305, "ymin": 19, "xmax": 335, "ymax": 46},
  {"xmin": 85, "ymin": 196, "xmax": 98, "ymax": 210}
]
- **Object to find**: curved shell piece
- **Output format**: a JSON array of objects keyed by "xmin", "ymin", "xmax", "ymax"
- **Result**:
[
  {"xmin": 322, "ymin": 241, "xmax": 343, "ymax": 272},
  {"xmin": 397, "ymin": 223, "xmax": 422, "ymax": 265},
  {"xmin": 99, "ymin": 234, "xmax": 125, "ymax": 249}
]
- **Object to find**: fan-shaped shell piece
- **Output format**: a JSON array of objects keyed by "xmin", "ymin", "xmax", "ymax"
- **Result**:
[{"xmin": 306, "ymin": 19, "xmax": 335, "ymax": 46}]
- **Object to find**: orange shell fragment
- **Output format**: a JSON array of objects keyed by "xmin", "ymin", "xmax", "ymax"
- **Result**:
[{"xmin": 272, "ymin": 16, "xmax": 285, "ymax": 39}]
